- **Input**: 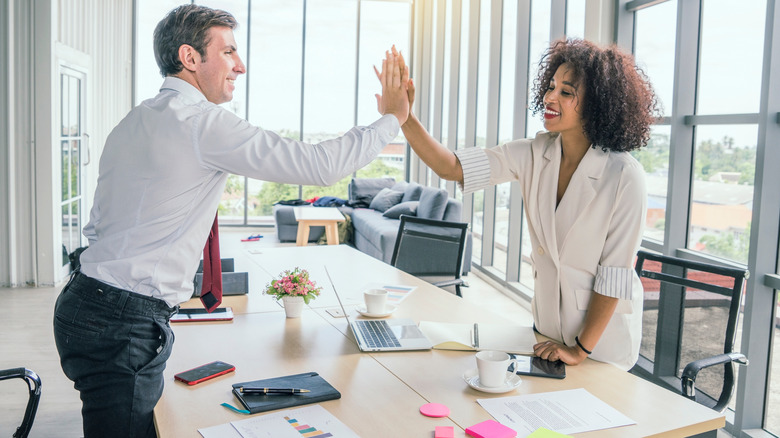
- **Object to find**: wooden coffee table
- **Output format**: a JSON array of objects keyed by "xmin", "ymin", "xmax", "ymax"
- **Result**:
[{"xmin": 293, "ymin": 206, "xmax": 345, "ymax": 246}]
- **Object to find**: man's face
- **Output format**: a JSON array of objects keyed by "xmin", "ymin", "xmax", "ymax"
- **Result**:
[{"xmin": 194, "ymin": 26, "xmax": 246, "ymax": 105}]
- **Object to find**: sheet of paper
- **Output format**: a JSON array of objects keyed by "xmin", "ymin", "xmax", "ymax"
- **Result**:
[
  {"xmin": 199, "ymin": 404, "xmax": 360, "ymax": 438},
  {"xmin": 477, "ymin": 388, "xmax": 635, "ymax": 437},
  {"xmin": 199, "ymin": 423, "xmax": 243, "ymax": 438}
]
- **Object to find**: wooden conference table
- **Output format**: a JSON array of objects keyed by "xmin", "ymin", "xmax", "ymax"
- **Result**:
[{"xmin": 155, "ymin": 245, "xmax": 725, "ymax": 437}]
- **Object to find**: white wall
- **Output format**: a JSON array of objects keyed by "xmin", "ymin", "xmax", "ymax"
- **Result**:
[{"xmin": 0, "ymin": 0, "xmax": 133, "ymax": 287}]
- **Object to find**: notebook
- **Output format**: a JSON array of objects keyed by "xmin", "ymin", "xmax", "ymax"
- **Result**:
[
  {"xmin": 170, "ymin": 307, "xmax": 234, "ymax": 323},
  {"xmin": 231, "ymin": 372, "xmax": 340, "ymax": 414},
  {"xmin": 325, "ymin": 267, "xmax": 432, "ymax": 352},
  {"xmin": 418, "ymin": 320, "xmax": 536, "ymax": 354}
]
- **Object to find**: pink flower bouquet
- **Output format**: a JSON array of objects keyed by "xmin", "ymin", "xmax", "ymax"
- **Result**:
[{"xmin": 264, "ymin": 267, "xmax": 322, "ymax": 304}]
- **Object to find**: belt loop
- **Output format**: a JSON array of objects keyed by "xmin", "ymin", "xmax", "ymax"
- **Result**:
[
  {"xmin": 63, "ymin": 268, "xmax": 80, "ymax": 292},
  {"xmin": 113, "ymin": 290, "xmax": 130, "ymax": 318}
]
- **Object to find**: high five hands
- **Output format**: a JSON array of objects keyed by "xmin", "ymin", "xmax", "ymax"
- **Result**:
[{"xmin": 374, "ymin": 45, "xmax": 411, "ymax": 126}]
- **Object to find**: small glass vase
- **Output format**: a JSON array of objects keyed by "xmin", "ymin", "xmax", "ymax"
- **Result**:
[{"xmin": 281, "ymin": 295, "xmax": 305, "ymax": 318}]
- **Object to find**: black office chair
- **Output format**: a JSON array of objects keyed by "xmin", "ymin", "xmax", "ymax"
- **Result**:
[
  {"xmin": 390, "ymin": 215, "xmax": 470, "ymax": 297},
  {"xmin": 0, "ymin": 368, "xmax": 42, "ymax": 438},
  {"xmin": 631, "ymin": 250, "xmax": 749, "ymax": 412}
]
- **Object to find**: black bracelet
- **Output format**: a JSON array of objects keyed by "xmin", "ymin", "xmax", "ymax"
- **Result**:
[{"xmin": 575, "ymin": 336, "xmax": 592, "ymax": 355}]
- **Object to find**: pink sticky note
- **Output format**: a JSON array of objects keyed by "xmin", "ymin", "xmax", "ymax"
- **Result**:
[
  {"xmin": 435, "ymin": 426, "xmax": 455, "ymax": 438},
  {"xmin": 420, "ymin": 402, "xmax": 450, "ymax": 418},
  {"xmin": 465, "ymin": 420, "xmax": 517, "ymax": 438}
]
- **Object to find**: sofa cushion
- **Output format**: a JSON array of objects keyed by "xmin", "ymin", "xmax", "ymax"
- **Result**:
[
  {"xmin": 391, "ymin": 181, "xmax": 409, "ymax": 192},
  {"xmin": 416, "ymin": 187, "xmax": 449, "ymax": 220},
  {"xmin": 349, "ymin": 177, "xmax": 396, "ymax": 208},
  {"xmin": 368, "ymin": 188, "xmax": 404, "ymax": 212},
  {"xmin": 402, "ymin": 182, "xmax": 423, "ymax": 203},
  {"xmin": 383, "ymin": 201, "xmax": 419, "ymax": 219}
]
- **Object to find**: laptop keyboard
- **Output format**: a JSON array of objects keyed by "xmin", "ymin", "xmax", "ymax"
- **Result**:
[{"xmin": 355, "ymin": 320, "xmax": 401, "ymax": 348}]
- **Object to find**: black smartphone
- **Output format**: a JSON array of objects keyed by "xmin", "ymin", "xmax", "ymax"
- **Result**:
[
  {"xmin": 510, "ymin": 355, "xmax": 566, "ymax": 379},
  {"xmin": 174, "ymin": 361, "xmax": 235, "ymax": 385}
]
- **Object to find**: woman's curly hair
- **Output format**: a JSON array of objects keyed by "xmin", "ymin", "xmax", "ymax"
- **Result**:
[{"xmin": 530, "ymin": 39, "xmax": 660, "ymax": 152}]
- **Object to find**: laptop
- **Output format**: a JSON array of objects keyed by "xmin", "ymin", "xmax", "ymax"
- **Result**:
[{"xmin": 324, "ymin": 267, "xmax": 432, "ymax": 352}]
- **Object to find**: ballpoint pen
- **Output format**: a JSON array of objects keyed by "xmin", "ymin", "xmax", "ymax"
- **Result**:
[
  {"xmin": 239, "ymin": 387, "xmax": 310, "ymax": 394},
  {"xmin": 241, "ymin": 234, "xmax": 263, "ymax": 242}
]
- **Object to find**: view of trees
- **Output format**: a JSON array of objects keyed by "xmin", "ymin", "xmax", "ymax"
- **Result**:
[
  {"xmin": 631, "ymin": 132, "xmax": 671, "ymax": 174},
  {"xmin": 694, "ymin": 137, "xmax": 756, "ymax": 185}
]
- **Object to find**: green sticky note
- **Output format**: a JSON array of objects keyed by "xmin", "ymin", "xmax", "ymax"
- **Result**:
[{"xmin": 526, "ymin": 428, "xmax": 572, "ymax": 438}]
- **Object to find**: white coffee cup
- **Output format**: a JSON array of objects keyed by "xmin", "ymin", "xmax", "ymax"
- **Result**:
[
  {"xmin": 475, "ymin": 350, "xmax": 519, "ymax": 388},
  {"xmin": 363, "ymin": 288, "xmax": 388, "ymax": 314}
]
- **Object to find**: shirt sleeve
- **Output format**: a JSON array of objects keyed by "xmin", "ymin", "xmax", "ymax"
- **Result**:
[
  {"xmin": 593, "ymin": 158, "xmax": 647, "ymax": 300},
  {"xmin": 82, "ymin": 201, "xmax": 100, "ymax": 246},
  {"xmin": 196, "ymin": 110, "xmax": 400, "ymax": 186},
  {"xmin": 454, "ymin": 147, "xmax": 491, "ymax": 194},
  {"xmin": 593, "ymin": 265, "xmax": 635, "ymax": 299}
]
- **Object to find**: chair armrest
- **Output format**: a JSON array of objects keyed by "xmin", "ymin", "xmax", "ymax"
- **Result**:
[
  {"xmin": 0, "ymin": 367, "xmax": 27, "ymax": 381},
  {"xmin": 681, "ymin": 352, "xmax": 748, "ymax": 399},
  {"xmin": 432, "ymin": 279, "xmax": 466, "ymax": 288},
  {"xmin": 0, "ymin": 367, "xmax": 42, "ymax": 438}
]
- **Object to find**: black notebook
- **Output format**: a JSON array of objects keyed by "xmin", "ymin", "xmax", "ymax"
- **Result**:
[{"xmin": 231, "ymin": 372, "xmax": 341, "ymax": 414}]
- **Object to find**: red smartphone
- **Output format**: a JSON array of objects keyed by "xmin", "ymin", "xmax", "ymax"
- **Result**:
[{"xmin": 174, "ymin": 361, "xmax": 235, "ymax": 385}]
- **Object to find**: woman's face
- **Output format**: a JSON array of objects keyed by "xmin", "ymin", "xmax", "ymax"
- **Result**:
[{"xmin": 542, "ymin": 63, "xmax": 585, "ymax": 138}]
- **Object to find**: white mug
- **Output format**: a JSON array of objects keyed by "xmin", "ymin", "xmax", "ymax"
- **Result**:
[
  {"xmin": 475, "ymin": 350, "xmax": 519, "ymax": 388},
  {"xmin": 363, "ymin": 288, "xmax": 388, "ymax": 314}
]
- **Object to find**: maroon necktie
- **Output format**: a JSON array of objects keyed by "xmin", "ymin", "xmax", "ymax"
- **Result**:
[{"xmin": 200, "ymin": 214, "xmax": 223, "ymax": 312}]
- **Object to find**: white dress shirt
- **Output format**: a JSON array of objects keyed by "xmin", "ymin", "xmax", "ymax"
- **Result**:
[
  {"xmin": 80, "ymin": 77, "xmax": 400, "ymax": 307},
  {"xmin": 455, "ymin": 131, "xmax": 646, "ymax": 370}
]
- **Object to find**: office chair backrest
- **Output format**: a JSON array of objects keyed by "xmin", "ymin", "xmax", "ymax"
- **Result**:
[
  {"xmin": 0, "ymin": 368, "xmax": 42, "ymax": 438},
  {"xmin": 390, "ymin": 215, "xmax": 469, "ymax": 295},
  {"xmin": 633, "ymin": 250, "xmax": 749, "ymax": 411}
]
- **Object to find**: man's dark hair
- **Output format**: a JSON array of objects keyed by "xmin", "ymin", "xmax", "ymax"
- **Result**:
[
  {"xmin": 530, "ymin": 38, "xmax": 660, "ymax": 152},
  {"xmin": 153, "ymin": 4, "xmax": 238, "ymax": 77}
]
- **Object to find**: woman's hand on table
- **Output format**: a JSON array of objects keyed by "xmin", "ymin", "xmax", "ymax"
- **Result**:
[{"xmin": 533, "ymin": 340, "xmax": 587, "ymax": 366}]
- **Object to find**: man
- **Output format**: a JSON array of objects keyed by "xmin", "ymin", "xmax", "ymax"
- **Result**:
[{"xmin": 52, "ymin": 4, "xmax": 409, "ymax": 437}]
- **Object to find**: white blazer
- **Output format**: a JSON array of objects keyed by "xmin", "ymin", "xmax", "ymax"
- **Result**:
[{"xmin": 457, "ymin": 132, "xmax": 646, "ymax": 370}]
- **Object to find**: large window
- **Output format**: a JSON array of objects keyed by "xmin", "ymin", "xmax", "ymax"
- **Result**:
[
  {"xmin": 617, "ymin": 1, "xmax": 778, "ymax": 436},
  {"xmin": 354, "ymin": 1, "xmax": 411, "ymax": 183},
  {"xmin": 631, "ymin": 0, "xmax": 676, "ymax": 244},
  {"xmin": 687, "ymin": 0, "xmax": 765, "ymax": 264},
  {"xmin": 134, "ymin": 0, "xmax": 411, "ymax": 225},
  {"xmin": 492, "ymin": 0, "xmax": 519, "ymax": 276}
]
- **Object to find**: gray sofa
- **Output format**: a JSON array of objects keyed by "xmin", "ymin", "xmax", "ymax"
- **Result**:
[
  {"xmin": 273, "ymin": 178, "xmax": 472, "ymax": 273},
  {"xmin": 348, "ymin": 178, "xmax": 471, "ymax": 271}
]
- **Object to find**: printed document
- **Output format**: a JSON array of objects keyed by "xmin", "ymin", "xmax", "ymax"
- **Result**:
[
  {"xmin": 198, "ymin": 404, "xmax": 359, "ymax": 438},
  {"xmin": 477, "ymin": 388, "xmax": 635, "ymax": 437}
]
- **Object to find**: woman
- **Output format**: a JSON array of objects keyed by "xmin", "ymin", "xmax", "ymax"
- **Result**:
[{"xmin": 397, "ymin": 39, "xmax": 658, "ymax": 370}]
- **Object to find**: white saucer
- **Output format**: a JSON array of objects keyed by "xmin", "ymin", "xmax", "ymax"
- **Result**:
[
  {"xmin": 462, "ymin": 368, "xmax": 522, "ymax": 393},
  {"xmin": 356, "ymin": 304, "xmax": 398, "ymax": 318}
]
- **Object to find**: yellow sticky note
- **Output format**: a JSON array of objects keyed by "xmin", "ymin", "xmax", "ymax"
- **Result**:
[{"xmin": 526, "ymin": 428, "xmax": 572, "ymax": 438}]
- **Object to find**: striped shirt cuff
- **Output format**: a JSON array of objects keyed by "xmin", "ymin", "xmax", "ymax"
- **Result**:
[
  {"xmin": 593, "ymin": 265, "xmax": 634, "ymax": 300},
  {"xmin": 455, "ymin": 147, "xmax": 491, "ymax": 194}
]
